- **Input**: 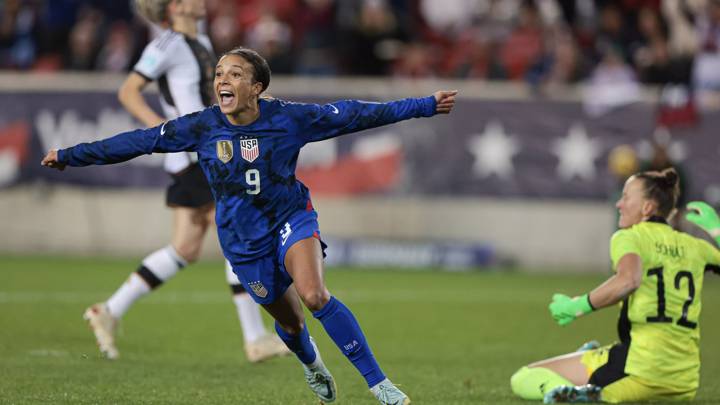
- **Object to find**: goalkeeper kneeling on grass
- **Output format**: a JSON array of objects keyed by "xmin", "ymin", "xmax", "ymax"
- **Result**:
[{"xmin": 510, "ymin": 168, "xmax": 720, "ymax": 404}]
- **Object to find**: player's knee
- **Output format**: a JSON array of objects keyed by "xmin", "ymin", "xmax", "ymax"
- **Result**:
[
  {"xmin": 173, "ymin": 241, "xmax": 202, "ymax": 263},
  {"xmin": 511, "ymin": 366, "xmax": 550, "ymax": 400},
  {"xmin": 300, "ymin": 289, "xmax": 330, "ymax": 312},
  {"xmin": 510, "ymin": 366, "xmax": 529, "ymax": 396}
]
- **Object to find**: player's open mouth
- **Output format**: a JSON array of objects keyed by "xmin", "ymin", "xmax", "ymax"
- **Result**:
[{"xmin": 219, "ymin": 90, "xmax": 235, "ymax": 107}]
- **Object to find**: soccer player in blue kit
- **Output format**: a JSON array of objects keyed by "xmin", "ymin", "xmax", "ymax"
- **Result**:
[{"xmin": 42, "ymin": 47, "xmax": 457, "ymax": 404}]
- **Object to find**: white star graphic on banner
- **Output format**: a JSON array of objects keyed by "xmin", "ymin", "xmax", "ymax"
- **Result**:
[
  {"xmin": 467, "ymin": 120, "xmax": 519, "ymax": 179},
  {"xmin": 552, "ymin": 123, "xmax": 601, "ymax": 181}
]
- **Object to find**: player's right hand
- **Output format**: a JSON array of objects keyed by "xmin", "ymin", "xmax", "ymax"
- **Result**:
[
  {"xmin": 41, "ymin": 149, "xmax": 66, "ymax": 171},
  {"xmin": 686, "ymin": 201, "xmax": 720, "ymax": 244},
  {"xmin": 549, "ymin": 293, "xmax": 593, "ymax": 326}
]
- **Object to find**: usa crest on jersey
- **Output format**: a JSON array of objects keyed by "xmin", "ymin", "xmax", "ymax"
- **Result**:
[
  {"xmin": 240, "ymin": 139, "xmax": 259, "ymax": 163},
  {"xmin": 248, "ymin": 281, "xmax": 268, "ymax": 298},
  {"xmin": 216, "ymin": 140, "xmax": 233, "ymax": 163}
]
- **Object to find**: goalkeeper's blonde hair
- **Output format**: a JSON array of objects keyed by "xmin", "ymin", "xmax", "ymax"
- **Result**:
[{"xmin": 134, "ymin": 0, "xmax": 173, "ymax": 24}]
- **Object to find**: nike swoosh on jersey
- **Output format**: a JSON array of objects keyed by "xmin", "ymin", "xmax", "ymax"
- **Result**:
[
  {"xmin": 160, "ymin": 123, "xmax": 166, "ymax": 135},
  {"xmin": 329, "ymin": 104, "xmax": 339, "ymax": 114}
]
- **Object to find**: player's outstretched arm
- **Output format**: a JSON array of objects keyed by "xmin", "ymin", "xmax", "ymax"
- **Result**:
[
  {"xmin": 40, "ymin": 114, "xmax": 202, "ymax": 170},
  {"xmin": 302, "ymin": 90, "xmax": 458, "ymax": 143},
  {"xmin": 687, "ymin": 201, "xmax": 720, "ymax": 246},
  {"xmin": 40, "ymin": 128, "xmax": 160, "ymax": 169}
]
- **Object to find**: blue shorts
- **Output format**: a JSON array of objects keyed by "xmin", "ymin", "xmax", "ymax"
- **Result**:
[{"xmin": 229, "ymin": 209, "xmax": 327, "ymax": 305}]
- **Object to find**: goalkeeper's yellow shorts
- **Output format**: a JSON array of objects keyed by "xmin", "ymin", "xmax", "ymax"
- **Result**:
[{"xmin": 580, "ymin": 344, "xmax": 696, "ymax": 403}]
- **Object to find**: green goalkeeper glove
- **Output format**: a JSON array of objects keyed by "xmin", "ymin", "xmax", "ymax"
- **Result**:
[
  {"xmin": 549, "ymin": 293, "xmax": 594, "ymax": 326},
  {"xmin": 686, "ymin": 201, "xmax": 720, "ymax": 246}
]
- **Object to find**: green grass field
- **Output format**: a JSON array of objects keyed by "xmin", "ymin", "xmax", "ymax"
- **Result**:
[{"xmin": 1, "ymin": 255, "xmax": 719, "ymax": 404}]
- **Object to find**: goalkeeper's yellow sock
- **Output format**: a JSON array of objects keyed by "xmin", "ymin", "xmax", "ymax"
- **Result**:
[{"xmin": 510, "ymin": 366, "xmax": 574, "ymax": 400}]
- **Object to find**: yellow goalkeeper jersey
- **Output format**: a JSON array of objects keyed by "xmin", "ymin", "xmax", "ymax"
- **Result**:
[{"xmin": 610, "ymin": 217, "xmax": 720, "ymax": 391}]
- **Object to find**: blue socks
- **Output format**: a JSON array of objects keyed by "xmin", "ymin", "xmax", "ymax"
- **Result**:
[
  {"xmin": 313, "ymin": 296, "xmax": 386, "ymax": 388},
  {"xmin": 275, "ymin": 296, "xmax": 386, "ymax": 388},
  {"xmin": 275, "ymin": 320, "xmax": 317, "ymax": 365}
]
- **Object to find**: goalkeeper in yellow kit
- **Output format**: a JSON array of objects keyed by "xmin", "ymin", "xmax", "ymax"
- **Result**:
[{"xmin": 510, "ymin": 167, "xmax": 720, "ymax": 403}]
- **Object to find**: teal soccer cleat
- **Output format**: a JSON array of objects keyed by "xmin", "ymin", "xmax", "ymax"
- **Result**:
[
  {"xmin": 303, "ymin": 363, "xmax": 336, "ymax": 404},
  {"xmin": 302, "ymin": 339, "xmax": 337, "ymax": 403},
  {"xmin": 370, "ymin": 378, "xmax": 411, "ymax": 405},
  {"xmin": 576, "ymin": 340, "xmax": 600, "ymax": 352},
  {"xmin": 544, "ymin": 384, "xmax": 602, "ymax": 403}
]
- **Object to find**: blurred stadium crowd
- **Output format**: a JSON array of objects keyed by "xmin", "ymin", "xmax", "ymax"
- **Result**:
[{"xmin": 2, "ymin": 0, "xmax": 720, "ymax": 105}]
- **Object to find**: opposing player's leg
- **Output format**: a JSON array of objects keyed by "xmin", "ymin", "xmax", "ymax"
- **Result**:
[
  {"xmin": 541, "ymin": 343, "xmax": 692, "ymax": 403},
  {"xmin": 225, "ymin": 261, "xmax": 290, "ymax": 362},
  {"xmin": 284, "ymin": 237, "xmax": 409, "ymax": 405},
  {"xmin": 262, "ymin": 285, "xmax": 337, "ymax": 403},
  {"xmin": 510, "ymin": 351, "xmax": 589, "ymax": 401},
  {"xmin": 85, "ymin": 204, "xmax": 210, "ymax": 359}
]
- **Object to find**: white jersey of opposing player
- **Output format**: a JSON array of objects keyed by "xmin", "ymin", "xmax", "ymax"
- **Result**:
[{"xmin": 133, "ymin": 28, "xmax": 216, "ymax": 174}]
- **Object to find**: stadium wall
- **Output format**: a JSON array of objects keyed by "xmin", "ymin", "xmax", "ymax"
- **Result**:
[{"xmin": 0, "ymin": 185, "xmax": 614, "ymax": 270}]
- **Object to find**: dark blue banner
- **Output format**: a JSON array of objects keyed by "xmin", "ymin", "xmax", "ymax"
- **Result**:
[{"xmin": 1, "ymin": 91, "xmax": 717, "ymax": 201}]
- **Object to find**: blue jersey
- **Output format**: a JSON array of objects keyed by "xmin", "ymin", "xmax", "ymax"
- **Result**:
[{"xmin": 58, "ymin": 96, "xmax": 437, "ymax": 263}]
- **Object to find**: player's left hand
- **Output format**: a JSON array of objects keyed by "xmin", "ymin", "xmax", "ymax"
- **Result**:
[
  {"xmin": 434, "ymin": 90, "xmax": 458, "ymax": 114},
  {"xmin": 41, "ymin": 149, "xmax": 66, "ymax": 171},
  {"xmin": 549, "ymin": 293, "xmax": 593, "ymax": 326},
  {"xmin": 686, "ymin": 201, "xmax": 720, "ymax": 245}
]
